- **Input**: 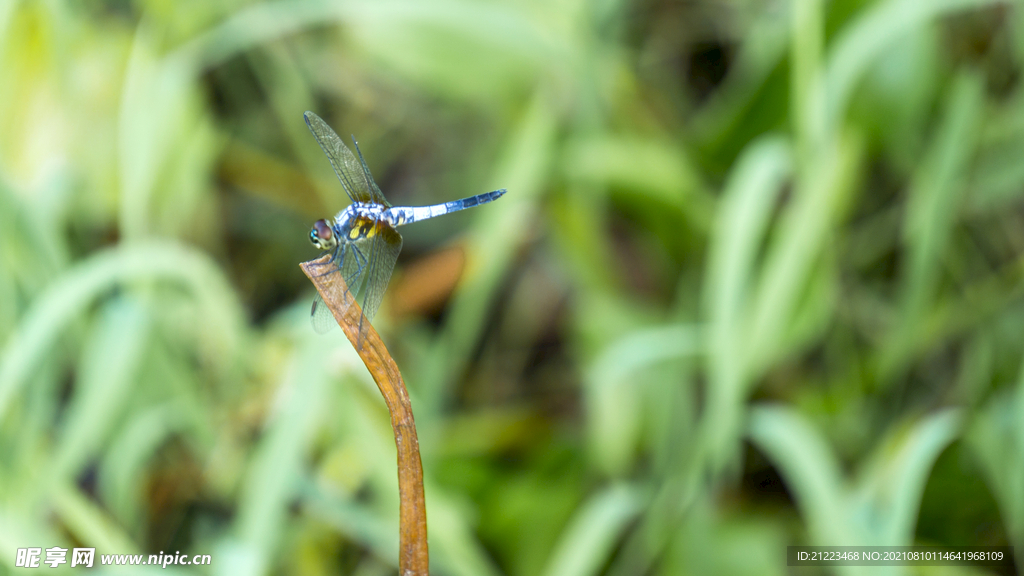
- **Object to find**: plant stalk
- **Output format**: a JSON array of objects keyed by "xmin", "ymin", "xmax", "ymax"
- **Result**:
[{"xmin": 301, "ymin": 255, "xmax": 428, "ymax": 575}]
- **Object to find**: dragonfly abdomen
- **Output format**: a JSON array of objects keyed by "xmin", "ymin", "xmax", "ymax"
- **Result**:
[{"xmin": 386, "ymin": 188, "xmax": 506, "ymax": 226}]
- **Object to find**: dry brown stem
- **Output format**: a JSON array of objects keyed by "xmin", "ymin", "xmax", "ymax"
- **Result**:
[{"xmin": 301, "ymin": 255, "xmax": 428, "ymax": 575}]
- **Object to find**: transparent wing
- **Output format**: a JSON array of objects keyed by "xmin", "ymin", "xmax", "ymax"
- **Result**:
[
  {"xmin": 310, "ymin": 292, "xmax": 337, "ymax": 334},
  {"xmin": 304, "ymin": 111, "xmax": 387, "ymax": 206},
  {"xmin": 307, "ymin": 240, "xmax": 372, "ymax": 333},
  {"xmin": 351, "ymin": 137, "xmax": 390, "ymax": 207},
  {"xmin": 359, "ymin": 224, "xmax": 403, "ymax": 323}
]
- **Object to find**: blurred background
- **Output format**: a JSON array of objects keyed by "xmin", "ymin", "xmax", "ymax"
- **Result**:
[{"xmin": 1, "ymin": 0, "xmax": 1023, "ymax": 574}]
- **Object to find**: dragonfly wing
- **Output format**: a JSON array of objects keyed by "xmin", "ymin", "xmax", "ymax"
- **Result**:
[
  {"xmin": 304, "ymin": 111, "xmax": 376, "ymax": 204},
  {"xmin": 307, "ymin": 240, "xmax": 372, "ymax": 332},
  {"xmin": 360, "ymin": 223, "xmax": 403, "ymax": 323},
  {"xmin": 310, "ymin": 292, "xmax": 337, "ymax": 333},
  {"xmin": 351, "ymin": 137, "xmax": 390, "ymax": 208}
]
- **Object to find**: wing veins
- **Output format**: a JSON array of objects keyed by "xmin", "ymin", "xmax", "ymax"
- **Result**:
[
  {"xmin": 351, "ymin": 137, "xmax": 389, "ymax": 207},
  {"xmin": 304, "ymin": 111, "xmax": 374, "ymax": 204}
]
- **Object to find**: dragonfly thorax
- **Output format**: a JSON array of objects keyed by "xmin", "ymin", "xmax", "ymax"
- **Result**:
[{"xmin": 335, "ymin": 203, "xmax": 389, "ymax": 242}]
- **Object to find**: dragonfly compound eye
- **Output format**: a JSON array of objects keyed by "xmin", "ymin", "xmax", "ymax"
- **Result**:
[{"xmin": 310, "ymin": 219, "xmax": 337, "ymax": 250}]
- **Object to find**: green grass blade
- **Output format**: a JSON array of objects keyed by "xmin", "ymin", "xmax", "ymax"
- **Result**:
[
  {"xmin": 540, "ymin": 484, "xmax": 643, "ymax": 576},
  {"xmin": 748, "ymin": 405, "xmax": 850, "ymax": 544},
  {"xmin": 746, "ymin": 131, "xmax": 860, "ymax": 371},
  {"xmin": 0, "ymin": 242, "xmax": 245, "ymax": 424},
  {"xmin": 587, "ymin": 324, "xmax": 703, "ymax": 475},
  {"xmin": 563, "ymin": 136, "xmax": 711, "ymax": 231},
  {"xmin": 880, "ymin": 72, "xmax": 985, "ymax": 377},
  {"xmin": 99, "ymin": 404, "xmax": 190, "ymax": 527},
  {"xmin": 824, "ymin": 0, "xmax": 1006, "ymax": 135},
  {"xmin": 226, "ymin": 338, "xmax": 334, "ymax": 574},
  {"xmin": 52, "ymin": 483, "xmax": 141, "ymax": 554},
  {"xmin": 418, "ymin": 92, "xmax": 557, "ymax": 418},
  {"xmin": 855, "ymin": 410, "xmax": 962, "ymax": 544},
  {"xmin": 701, "ymin": 136, "xmax": 791, "ymax": 472},
  {"xmin": 426, "ymin": 487, "xmax": 503, "ymax": 576},
  {"xmin": 50, "ymin": 297, "xmax": 149, "ymax": 482},
  {"xmin": 301, "ymin": 481, "xmax": 399, "ymax": 567}
]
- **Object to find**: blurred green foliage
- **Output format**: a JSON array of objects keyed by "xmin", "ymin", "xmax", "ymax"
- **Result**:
[{"xmin": 1, "ymin": 0, "xmax": 1023, "ymax": 575}]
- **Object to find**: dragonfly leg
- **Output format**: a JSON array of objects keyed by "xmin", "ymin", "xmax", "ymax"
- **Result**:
[
  {"xmin": 345, "ymin": 245, "xmax": 371, "ymax": 348},
  {"xmin": 345, "ymin": 244, "xmax": 368, "ymax": 285},
  {"xmin": 311, "ymin": 244, "xmax": 345, "ymax": 279},
  {"xmin": 338, "ymin": 243, "xmax": 373, "ymax": 303}
]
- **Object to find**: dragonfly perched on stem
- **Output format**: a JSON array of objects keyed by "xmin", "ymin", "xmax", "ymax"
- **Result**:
[{"xmin": 303, "ymin": 111, "xmax": 506, "ymax": 345}]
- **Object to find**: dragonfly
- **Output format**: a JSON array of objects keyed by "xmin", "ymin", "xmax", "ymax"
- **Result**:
[{"xmin": 303, "ymin": 111, "xmax": 506, "ymax": 342}]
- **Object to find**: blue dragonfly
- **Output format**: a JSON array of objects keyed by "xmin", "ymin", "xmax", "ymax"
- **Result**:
[{"xmin": 303, "ymin": 111, "xmax": 506, "ymax": 340}]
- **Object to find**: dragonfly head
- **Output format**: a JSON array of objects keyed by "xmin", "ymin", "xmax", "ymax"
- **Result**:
[{"xmin": 310, "ymin": 219, "xmax": 338, "ymax": 251}]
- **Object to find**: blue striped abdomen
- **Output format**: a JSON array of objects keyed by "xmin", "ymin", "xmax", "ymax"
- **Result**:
[{"xmin": 384, "ymin": 188, "xmax": 506, "ymax": 227}]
